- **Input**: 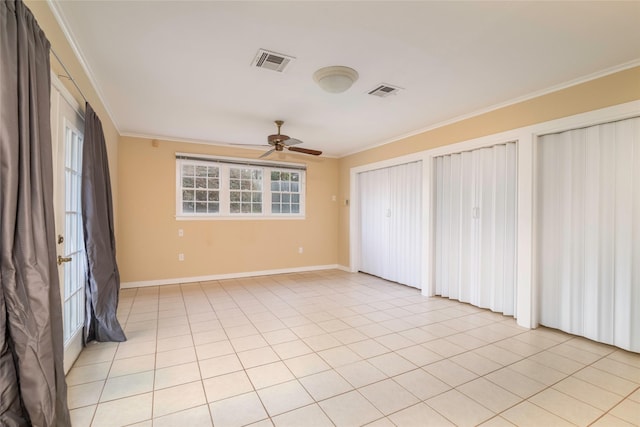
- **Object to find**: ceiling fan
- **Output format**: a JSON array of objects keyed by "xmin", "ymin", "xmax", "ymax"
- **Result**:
[{"xmin": 259, "ymin": 120, "xmax": 322, "ymax": 159}]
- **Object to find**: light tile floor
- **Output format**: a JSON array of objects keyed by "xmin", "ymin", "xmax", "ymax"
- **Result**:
[{"xmin": 67, "ymin": 270, "xmax": 640, "ymax": 427}]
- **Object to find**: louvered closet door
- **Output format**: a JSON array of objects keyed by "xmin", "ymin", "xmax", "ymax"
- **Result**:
[
  {"xmin": 538, "ymin": 117, "xmax": 640, "ymax": 352},
  {"xmin": 359, "ymin": 167, "xmax": 391, "ymax": 281},
  {"xmin": 359, "ymin": 161, "xmax": 422, "ymax": 288},
  {"xmin": 434, "ymin": 142, "xmax": 517, "ymax": 315}
]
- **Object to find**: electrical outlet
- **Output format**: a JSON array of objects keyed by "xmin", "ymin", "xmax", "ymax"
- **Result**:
[
  {"xmin": 178, "ymin": 228, "xmax": 184, "ymax": 237},
  {"xmin": 178, "ymin": 253, "xmax": 184, "ymax": 261},
  {"xmin": 331, "ymin": 195, "xmax": 337, "ymax": 202},
  {"xmin": 298, "ymin": 247, "xmax": 303, "ymax": 254}
]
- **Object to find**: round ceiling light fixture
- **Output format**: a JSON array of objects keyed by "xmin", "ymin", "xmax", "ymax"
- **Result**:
[{"xmin": 313, "ymin": 66, "xmax": 359, "ymax": 93}]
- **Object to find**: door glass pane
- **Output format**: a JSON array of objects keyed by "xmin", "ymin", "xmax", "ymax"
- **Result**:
[{"xmin": 63, "ymin": 125, "xmax": 85, "ymax": 344}]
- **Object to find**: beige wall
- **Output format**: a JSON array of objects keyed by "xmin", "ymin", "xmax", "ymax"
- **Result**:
[
  {"xmin": 118, "ymin": 137, "xmax": 339, "ymax": 283},
  {"xmin": 26, "ymin": 1, "xmax": 120, "ymax": 227},
  {"xmin": 337, "ymin": 66, "xmax": 640, "ymax": 267},
  {"xmin": 25, "ymin": 0, "xmax": 640, "ymax": 284}
]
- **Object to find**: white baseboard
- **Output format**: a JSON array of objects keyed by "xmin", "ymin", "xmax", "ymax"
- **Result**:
[
  {"xmin": 121, "ymin": 264, "xmax": 342, "ymax": 289},
  {"xmin": 336, "ymin": 264, "xmax": 353, "ymax": 273}
]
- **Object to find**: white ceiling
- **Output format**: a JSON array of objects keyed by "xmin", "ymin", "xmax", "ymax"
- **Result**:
[{"xmin": 50, "ymin": 1, "xmax": 640, "ymax": 157}]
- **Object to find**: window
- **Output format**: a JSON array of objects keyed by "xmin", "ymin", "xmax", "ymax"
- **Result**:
[
  {"xmin": 230, "ymin": 167, "xmax": 262, "ymax": 214},
  {"xmin": 176, "ymin": 155, "xmax": 305, "ymax": 219},
  {"xmin": 180, "ymin": 163, "xmax": 220, "ymax": 214},
  {"xmin": 271, "ymin": 170, "xmax": 301, "ymax": 214}
]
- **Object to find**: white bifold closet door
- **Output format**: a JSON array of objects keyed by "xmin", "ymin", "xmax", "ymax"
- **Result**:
[
  {"xmin": 537, "ymin": 117, "xmax": 640, "ymax": 352},
  {"xmin": 359, "ymin": 161, "xmax": 422, "ymax": 288},
  {"xmin": 434, "ymin": 142, "xmax": 517, "ymax": 315}
]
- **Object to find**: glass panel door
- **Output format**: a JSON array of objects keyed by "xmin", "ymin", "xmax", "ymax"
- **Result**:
[
  {"xmin": 51, "ymin": 80, "xmax": 86, "ymax": 373},
  {"xmin": 62, "ymin": 124, "xmax": 85, "ymax": 345}
]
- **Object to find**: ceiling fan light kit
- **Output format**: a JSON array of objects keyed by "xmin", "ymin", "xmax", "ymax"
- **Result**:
[{"xmin": 313, "ymin": 66, "xmax": 359, "ymax": 93}]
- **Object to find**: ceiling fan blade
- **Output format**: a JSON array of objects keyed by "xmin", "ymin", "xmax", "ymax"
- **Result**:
[
  {"xmin": 287, "ymin": 146, "xmax": 322, "ymax": 156},
  {"xmin": 229, "ymin": 143, "xmax": 270, "ymax": 148},
  {"xmin": 283, "ymin": 138, "xmax": 303, "ymax": 146},
  {"xmin": 259, "ymin": 148, "xmax": 276, "ymax": 159}
]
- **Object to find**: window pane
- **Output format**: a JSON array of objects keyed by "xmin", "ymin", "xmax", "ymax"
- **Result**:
[
  {"xmin": 208, "ymin": 202, "xmax": 219, "ymax": 213},
  {"xmin": 241, "ymin": 169, "xmax": 251, "ymax": 179},
  {"xmin": 208, "ymin": 167, "xmax": 219, "ymax": 178},
  {"xmin": 208, "ymin": 191, "xmax": 219, "ymax": 202},
  {"xmin": 196, "ymin": 190, "xmax": 207, "ymax": 201},
  {"xmin": 252, "ymin": 192, "xmax": 262, "ymax": 202},
  {"xmin": 281, "ymin": 182, "xmax": 290, "ymax": 192},
  {"xmin": 252, "ymin": 170, "xmax": 261, "ymax": 180},
  {"xmin": 195, "ymin": 178, "xmax": 206, "ymax": 188},
  {"xmin": 291, "ymin": 173, "xmax": 299, "ymax": 182},
  {"xmin": 230, "ymin": 168, "xmax": 240, "ymax": 179},
  {"xmin": 196, "ymin": 166, "xmax": 208, "ymax": 177},
  {"xmin": 251, "ymin": 180, "xmax": 262, "ymax": 191},
  {"xmin": 291, "ymin": 204, "xmax": 300, "ymax": 213},
  {"xmin": 240, "ymin": 180, "xmax": 251, "ymax": 190},
  {"xmin": 183, "ymin": 190, "xmax": 194, "ymax": 201},
  {"xmin": 271, "ymin": 182, "xmax": 280, "ymax": 191},
  {"xmin": 241, "ymin": 192, "xmax": 251, "ymax": 202},
  {"xmin": 230, "ymin": 179, "xmax": 240, "ymax": 190},
  {"xmin": 281, "ymin": 172, "xmax": 290, "ymax": 181},
  {"xmin": 182, "ymin": 177, "xmax": 194, "ymax": 188},
  {"xmin": 272, "ymin": 203, "xmax": 280, "ymax": 213},
  {"xmin": 182, "ymin": 164, "xmax": 195, "ymax": 176},
  {"xmin": 230, "ymin": 191, "xmax": 240, "ymax": 202},
  {"xmin": 183, "ymin": 202, "xmax": 194, "ymax": 213},
  {"xmin": 230, "ymin": 203, "xmax": 240, "ymax": 213},
  {"xmin": 272, "ymin": 193, "xmax": 280, "ymax": 202},
  {"xmin": 241, "ymin": 203, "xmax": 250, "ymax": 213},
  {"xmin": 291, "ymin": 183, "xmax": 299, "ymax": 192},
  {"xmin": 282, "ymin": 193, "xmax": 290, "ymax": 203},
  {"xmin": 196, "ymin": 202, "xmax": 207, "ymax": 213},
  {"xmin": 281, "ymin": 204, "xmax": 290, "ymax": 213},
  {"xmin": 252, "ymin": 203, "xmax": 262, "ymax": 213},
  {"xmin": 292, "ymin": 194, "xmax": 299, "ymax": 203},
  {"xmin": 271, "ymin": 171, "xmax": 280, "ymax": 180},
  {"xmin": 208, "ymin": 178, "xmax": 219, "ymax": 189}
]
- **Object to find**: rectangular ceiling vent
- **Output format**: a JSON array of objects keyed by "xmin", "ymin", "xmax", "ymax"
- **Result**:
[
  {"xmin": 252, "ymin": 49, "xmax": 295, "ymax": 72},
  {"xmin": 368, "ymin": 84, "xmax": 402, "ymax": 98}
]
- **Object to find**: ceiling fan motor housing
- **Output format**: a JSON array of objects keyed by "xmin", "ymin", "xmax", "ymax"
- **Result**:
[{"xmin": 268, "ymin": 133, "xmax": 290, "ymax": 144}]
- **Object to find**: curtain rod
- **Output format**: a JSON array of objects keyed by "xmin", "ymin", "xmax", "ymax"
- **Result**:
[{"xmin": 50, "ymin": 47, "xmax": 88, "ymax": 104}]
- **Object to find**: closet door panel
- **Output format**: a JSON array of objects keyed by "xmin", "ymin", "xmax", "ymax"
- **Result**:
[
  {"xmin": 503, "ymin": 143, "xmax": 518, "ymax": 315},
  {"xmin": 388, "ymin": 161, "xmax": 422, "ymax": 288},
  {"xmin": 359, "ymin": 162, "xmax": 422, "ymax": 289},
  {"xmin": 478, "ymin": 147, "xmax": 496, "ymax": 309},
  {"xmin": 434, "ymin": 142, "xmax": 517, "ymax": 315},
  {"xmin": 359, "ymin": 168, "xmax": 390, "ymax": 280},
  {"xmin": 434, "ymin": 157, "xmax": 445, "ymax": 296},
  {"xmin": 457, "ymin": 151, "xmax": 474, "ymax": 303},
  {"xmin": 537, "ymin": 117, "xmax": 640, "ymax": 352}
]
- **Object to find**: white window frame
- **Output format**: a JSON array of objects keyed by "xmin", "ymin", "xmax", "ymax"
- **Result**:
[{"xmin": 176, "ymin": 154, "xmax": 306, "ymax": 220}]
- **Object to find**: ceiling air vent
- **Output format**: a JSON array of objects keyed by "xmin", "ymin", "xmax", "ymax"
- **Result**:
[
  {"xmin": 368, "ymin": 84, "xmax": 402, "ymax": 97},
  {"xmin": 252, "ymin": 49, "xmax": 295, "ymax": 72}
]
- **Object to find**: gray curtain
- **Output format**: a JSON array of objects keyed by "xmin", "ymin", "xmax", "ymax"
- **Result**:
[
  {"xmin": 82, "ymin": 103, "xmax": 126, "ymax": 343},
  {"xmin": 0, "ymin": 1, "xmax": 71, "ymax": 425}
]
